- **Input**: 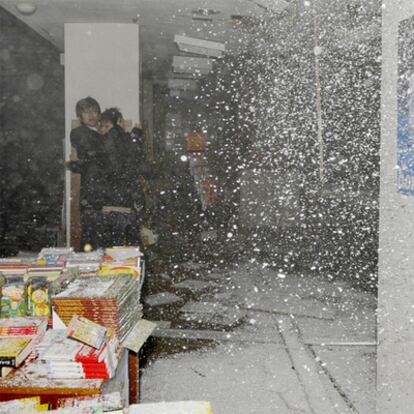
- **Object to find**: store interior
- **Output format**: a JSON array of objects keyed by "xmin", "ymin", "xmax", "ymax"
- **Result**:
[{"xmin": 0, "ymin": 0, "xmax": 381, "ymax": 413}]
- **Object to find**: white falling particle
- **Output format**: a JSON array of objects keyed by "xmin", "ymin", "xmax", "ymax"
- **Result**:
[
  {"xmin": 227, "ymin": 232, "xmax": 233, "ymax": 238},
  {"xmin": 314, "ymin": 46, "xmax": 322, "ymax": 56},
  {"xmin": 180, "ymin": 155, "xmax": 188, "ymax": 162}
]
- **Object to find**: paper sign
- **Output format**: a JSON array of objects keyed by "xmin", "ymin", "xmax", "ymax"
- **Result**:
[
  {"xmin": 66, "ymin": 315, "xmax": 107, "ymax": 349},
  {"xmin": 122, "ymin": 319, "xmax": 156, "ymax": 353}
]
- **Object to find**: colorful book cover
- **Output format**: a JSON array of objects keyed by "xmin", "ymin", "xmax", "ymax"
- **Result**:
[
  {"xmin": 27, "ymin": 283, "xmax": 51, "ymax": 317},
  {"xmin": 0, "ymin": 337, "xmax": 33, "ymax": 367},
  {"xmin": 0, "ymin": 277, "xmax": 27, "ymax": 317},
  {"xmin": 66, "ymin": 315, "xmax": 108, "ymax": 349}
]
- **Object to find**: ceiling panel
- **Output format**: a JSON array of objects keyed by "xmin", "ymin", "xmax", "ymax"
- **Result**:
[
  {"xmin": 0, "ymin": 0, "xmax": 277, "ymax": 78},
  {"xmin": 1, "ymin": 0, "xmax": 380, "ymax": 80}
]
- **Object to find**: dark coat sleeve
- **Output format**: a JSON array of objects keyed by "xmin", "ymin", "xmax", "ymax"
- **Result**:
[{"xmin": 69, "ymin": 127, "xmax": 89, "ymax": 174}]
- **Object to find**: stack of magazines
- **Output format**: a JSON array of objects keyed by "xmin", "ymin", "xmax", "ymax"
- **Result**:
[
  {"xmin": 99, "ymin": 247, "xmax": 142, "ymax": 278},
  {"xmin": 65, "ymin": 251, "xmax": 104, "ymax": 275},
  {"xmin": 0, "ymin": 317, "xmax": 47, "ymax": 376},
  {"xmin": 52, "ymin": 275, "xmax": 142, "ymax": 341},
  {"xmin": 38, "ymin": 329, "xmax": 118, "ymax": 379}
]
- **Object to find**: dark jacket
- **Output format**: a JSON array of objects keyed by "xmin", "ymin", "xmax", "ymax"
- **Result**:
[
  {"xmin": 70, "ymin": 124, "xmax": 107, "ymax": 209},
  {"xmin": 101, "ymin": 125, "xmax": 134, "ymax": 207},
  {"xmin": 129, "ymin": 127, "xmax": 153, "ymax": 177}
]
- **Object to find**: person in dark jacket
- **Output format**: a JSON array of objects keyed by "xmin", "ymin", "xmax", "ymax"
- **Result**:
[
  {"xmin": 99, "ymin": 108, "xmax": 135, "ymax": 207},
  {"xmin": 99, "ymin": 108, "xmax": 148, "ymax": 246},
  {"xmin": 67, "ymin": 96, "xmax": 105, "ymax": 249}
]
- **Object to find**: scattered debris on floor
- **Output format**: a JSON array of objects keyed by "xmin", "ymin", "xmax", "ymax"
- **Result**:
[
  {"xmin": 141, "ymin": 260, "xmax": 376, "ymax": 414},
  {"xmin": 173, "ymin": 279, "xmax": 214, "ymax": 292},
  {"xmin": 179, "ymin": 301, "xmax": 246, "ymax": 328},
  {"xmin": 144, "ymin": 292, "xmax": 183, "ymax": 307}
]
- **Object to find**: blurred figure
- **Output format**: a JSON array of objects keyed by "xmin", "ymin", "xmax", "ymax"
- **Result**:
[
  {"xmin": 99, "ymin": 108, "xmax": 145, "ymax": 246},
  {"xmin": 66, "ymin": 96, "xmax": 105, "ymax": 249}
]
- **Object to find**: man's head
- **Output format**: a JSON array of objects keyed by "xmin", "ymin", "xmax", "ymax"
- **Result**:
[{"xmin": 76, "ymin": 97, "xmax": 101, "ymax": 128}]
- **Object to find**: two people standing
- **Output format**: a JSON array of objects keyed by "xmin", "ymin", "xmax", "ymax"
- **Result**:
[{"xmin": 67, "ymin": 96, "xmax": 148, "ymax": 250}]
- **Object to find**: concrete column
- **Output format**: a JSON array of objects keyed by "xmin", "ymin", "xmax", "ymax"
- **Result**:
[{"xmin": 378, "ymin": 1, "xmax": 414, "ymax": 412}]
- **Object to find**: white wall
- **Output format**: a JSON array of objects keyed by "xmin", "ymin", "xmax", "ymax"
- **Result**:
[
  {"xmin": 64, "ymin": 23, "xmax": 140, "ymax": 129},
  {"xmin": 64, "ymin": 23, "xmax": 140, "ymax": 244},
  {"xmin": 378, "ymin": 1, "xmax": 414, "ymax": 412}
]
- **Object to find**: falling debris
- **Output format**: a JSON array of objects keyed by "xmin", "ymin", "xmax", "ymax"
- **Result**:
[
  {"xmin": 173, "ymin": 279, "xmax": 214, "ymax": 292},
  {"xmin": 144, "ymin": 292, "xmax": 183, "ymax": 307},
  {"xmin": 180, "ymin": 301, "xmax": 246, "ymax": 328},
  {"xmin": 0, "ymin": 0, "xmax": 383, "ymax": 411}
]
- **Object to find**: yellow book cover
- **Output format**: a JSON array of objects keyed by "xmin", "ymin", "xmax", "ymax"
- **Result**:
[
  {"xmin": 0, "ymin": 337, "xmax": 31, "ymax": 357},
  {"xmin": 98, "ymin": 265, "xmax": 139, "ymax": 277},
  {"xmin": 0, "ymin": 396, "xmax": 42, "ymax": 412}
]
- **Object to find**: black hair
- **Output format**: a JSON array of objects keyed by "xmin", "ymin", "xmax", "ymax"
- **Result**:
[
  {"xmin": 75, "ymin": 96, "xmax": 101, "ymax": 118},
  {"xmin": 101, "ymin": 107, "xmax": 123, "ymax": 125}
]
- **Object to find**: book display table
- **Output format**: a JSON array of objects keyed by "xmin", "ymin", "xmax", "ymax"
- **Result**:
[
  {"xmin": 0, "ymin": 346, "xmax": 132, "ymax": 409},
  {"xmin": 0, "ymin": 246, "xmax": 146, "ymax": 410}
]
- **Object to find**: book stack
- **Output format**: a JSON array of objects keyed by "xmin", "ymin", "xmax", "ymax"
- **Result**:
[
  {"xmin": 27, "ymin": 263, "xmax": 64, "ymax": 280},
  {"xmin": 0, "ymin": 260, "xmax": 29, "ymax": 277},
  {"xmin": 99, "ymin": 247, "xmax": 142, "ymax": 278},
  {"xmin": 36, "ymin": 328, "xmax": 66, "ymax": 359},
  {"xmin": 52, "ymin": 275, "xmax": 142, "ymax": 341},
  {"xmin": 0, "ymin": 337, "xmax": 35, "ymax": 372},
  {"xmin": 0, "ymin": 317, "xmax": 47, "ymax": 338},
  {"xmin": 0, "ymin": 317, "xmax": 48, "ymax": 374},
  {"xmin": 65, "ymin": 251, "xmax": 104, "ymax": 275},
  {"xmin": 38, "ymin": 329, "xmax": 118, "ymax": 379},
  {"xmin": 38, "ymin": 247, "xmax": 74, "ymax": 264},
  {"xmin": 72, "ymin": 335, "xmax": 118, "ymax": 379}
]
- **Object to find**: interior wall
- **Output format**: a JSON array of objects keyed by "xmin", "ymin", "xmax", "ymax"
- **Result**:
[
  {"xmin": 0, "ymin": 6, "xmax": 64, "ymax": 254},
  {"xmin": 64, "ymin": 23, "xmax": 140, "ymax": 244},
  {"xmin": 64, "ymin": 23, "xmax": 140, "ymax": 130},
  {"xmin": 378, "ymin": 0, "xmax": 414, "ymax": 411}
]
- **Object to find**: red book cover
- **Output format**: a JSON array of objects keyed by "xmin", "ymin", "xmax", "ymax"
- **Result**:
[
  {"xmin": 75, "ymin": 344, "xmax": 106, "ymax": 363},
  {"xmin": 81, "ymin": 364, "xmax": 109, "ymax": 374},
  {"xmin": 83, "ymin": 372, "xmax": 110, "ymax": 379},
  {"xmin": 0, "ymin": 328, "xmax": 38, "ymax": 336}
]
